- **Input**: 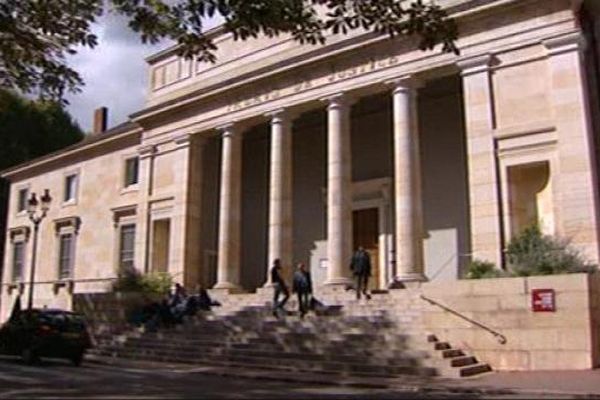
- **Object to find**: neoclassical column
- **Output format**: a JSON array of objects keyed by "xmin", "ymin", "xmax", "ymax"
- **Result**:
[
  {"xmin": 214, "ymin": 123, "xmax": 242, "ymax": 291},
  {"xmin": 324, "ymin": 94, "xmax": 353, "ymax": 286},
  {"xmin": 390, "ymin": 76, "xmax": 426, "ymax": 283},
  {"xmin": 135, "ymin": 144, "xmax": 156, "ymax": 274},
  {"xmin": 457, "ymin": 54, "xmax": 503, "ymax": 267},
  {"xmin": 170, "ymin": 133, "xmax": 205, "ymax": 288},
  {"xmin": 265, "ymin": 109, "xmax": 293, "ymax": 285}
]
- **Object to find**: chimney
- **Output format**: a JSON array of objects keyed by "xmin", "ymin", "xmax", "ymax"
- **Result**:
[{"xmin": 92, "ymin": 107, "xmax": 108, "ymax": 135}]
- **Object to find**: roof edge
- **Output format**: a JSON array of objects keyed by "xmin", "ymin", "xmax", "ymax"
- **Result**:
[{"xmin": 1, "ymin": 122, "xmax": 142, "ymax": 180}]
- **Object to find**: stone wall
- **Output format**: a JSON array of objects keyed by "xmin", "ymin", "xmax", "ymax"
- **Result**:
[
  {"xmin": 73, "ymin": 292, "xmax": 154, "ymax": 337},
  {"xmin": 420, "ymin": 273, "xmax": 599, "ymax": 370}
]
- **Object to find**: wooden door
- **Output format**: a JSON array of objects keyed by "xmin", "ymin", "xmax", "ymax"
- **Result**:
[{"xmin": 352, "ymin": 208, "xmax": 379, "ymax": 290}]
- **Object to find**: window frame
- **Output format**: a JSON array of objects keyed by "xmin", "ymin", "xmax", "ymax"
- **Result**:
[
  {"xmin": 57, "ymin": 232, "xmax": 75, "ymax": 280},
  {"xmin": 11, "ymin": 241, "xmax": 25, "ymax": 282},
  {"xmin": 14, "ymin": 184, "xmax": 30, "ymax": 215},
  {"xmin": 123, "ymin": 157, "xmax": 140, "ymax": 188},
  {"xmin": 63, "ymin": 173, "xmax": 78, "ymax": 204},
  {"xmin": 119, "ymin": 224, "xmax": 136, "ymax": 272}
]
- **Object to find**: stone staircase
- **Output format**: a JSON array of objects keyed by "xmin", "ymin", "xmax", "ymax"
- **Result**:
[{"xmin": 88, "ymin": 288, "xmax": 491, "ymax": 380}]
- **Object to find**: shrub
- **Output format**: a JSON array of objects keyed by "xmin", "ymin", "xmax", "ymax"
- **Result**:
[
  {"xmin": 113, "ymin": 267, "xmax": 173, "ymax": 296},
  {"xmin": 506, "ymin": 224, "xmax": 596, "ymax": 277},
  {"xmin": 466, "ymin": 259, "xmax": 504, "ymax": 279}
]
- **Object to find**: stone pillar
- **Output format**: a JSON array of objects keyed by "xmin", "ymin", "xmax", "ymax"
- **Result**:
[
  {"xmin": 543, "ymin": 33, "xmax": 600, "ymax": 263},
  {"xmin": 170, "ymin": 134, "xmax": 204, "ymax": 288},
  {"xmin": 265, "ymin": 110, "xmax": 293, "ymax": 285},
  {"xmin": 458, "ymin": 55, "xmax": 503, "ymax": 267},
  {"xmin": 214, "ymin": 124, "xmax": 243, "ymax": 291},
  {"xmin": 391, "ymin": 76, "xmax": 426, "ymax": 283},
  {"xmin": 324, "ymin": 94, "xmax": 353, "ymax": 286},
  {"xmin": 135, "ymin": 144, "xmax": 156, "ymax": 274}
]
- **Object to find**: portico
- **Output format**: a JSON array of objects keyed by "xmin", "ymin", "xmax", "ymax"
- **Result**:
[{"xmin": 3, "ymin": 0, "xmax": 600, "ymax": 323}]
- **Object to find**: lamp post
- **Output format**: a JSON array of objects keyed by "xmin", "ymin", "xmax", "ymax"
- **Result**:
[{"xmin": 26, "ymin": 189, "xmax": 52, "ymax": 310}]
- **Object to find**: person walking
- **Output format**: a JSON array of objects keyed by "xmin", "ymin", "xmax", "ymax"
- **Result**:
[
  {"xmin": 350, "ymin": 246, "xmax": 372, "ymax": 300},
  {"xmin": 270, "ymin": 259, "xmax": 289, "ymax": 318},
  {"xmin": 292, "ymin": 262, "xmax": 312, "ymax": 318}
]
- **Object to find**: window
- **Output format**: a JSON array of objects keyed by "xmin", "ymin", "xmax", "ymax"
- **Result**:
[
  {"xmin": 119, "ymin": 224, "xmax": 136, "ymax": 271},
  {"xmin": 58, "ymin": 233, "xmax": 74, "ymax": 279},
  {"xmin": 12, "ymin": 242, "xmax": 25, "ymax": 282},
  {"xmin": 17, "ymin": 188, "xmax": 28, "ymax": 213},
  {"xmin": 124, "ymin": 157, "xmax": 139, "ymax": 187},
  {"xmin": 64, "ymin": 174, "xmax": 78, "ymax": 202}
]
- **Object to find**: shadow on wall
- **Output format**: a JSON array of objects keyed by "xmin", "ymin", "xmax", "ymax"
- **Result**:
[{"xmin": 419, "ymin": 75, "xmax": 470, "ymax": 281}]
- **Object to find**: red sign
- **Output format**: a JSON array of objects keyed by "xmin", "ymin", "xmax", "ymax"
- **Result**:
[{"xmin": 531, "ymin": 289, "xmax": 555, "ymax": 312}]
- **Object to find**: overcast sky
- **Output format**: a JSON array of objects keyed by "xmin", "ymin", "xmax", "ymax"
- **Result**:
[{"xmin": 65, "ymin": 13, "xmax": 221, "ymax": 133}]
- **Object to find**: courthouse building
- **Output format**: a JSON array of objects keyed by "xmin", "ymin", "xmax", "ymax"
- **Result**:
[{"xmin": 2, "ymin": 0, "xmax": 600, "ymax": 320}]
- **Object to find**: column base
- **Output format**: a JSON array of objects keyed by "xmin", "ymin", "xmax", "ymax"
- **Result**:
[
  {"xmin": 389, "ymin": 273, "xmax": 427, "ymax": 289},
  {"xmin": 211, "ymin": 282, "xmax": 244, "ymax": 294},
  {"xmin": 323, "ymin": 277, "xmax": 354, "ymax": 287}
]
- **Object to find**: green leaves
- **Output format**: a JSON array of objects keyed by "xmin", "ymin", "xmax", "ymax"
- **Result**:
[
  {"xmin": 1, "ymin": 0, "xmax": 458, "ymax": 102},
  {"xmin": 0, "ymin": 0, "xmax": 103, "ymax": 103},
  {"xmin": 0, "ymin": 89, "xmax": 84, "ymax": 171}
]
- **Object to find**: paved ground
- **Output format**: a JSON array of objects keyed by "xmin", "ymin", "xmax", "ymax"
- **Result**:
[
  {"xmin": 457, "ymin": 369, "xmax": 600, "ymax": 396},
  {"xmin": 0, "ymin": 356, "xmax": 598, "ymax": 399}
]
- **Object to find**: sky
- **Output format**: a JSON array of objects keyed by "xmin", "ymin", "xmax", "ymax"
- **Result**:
[{"xmin": 65, "ymin": 13, "xmax": 221, "ymax": 133}]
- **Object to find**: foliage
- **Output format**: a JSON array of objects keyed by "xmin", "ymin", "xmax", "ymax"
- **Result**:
[
  {"xmin": 465, "ymin": 259, "xmax": 504, "ymax": 279},
  {"xmin": 506, "ymin": 224, "xmax": 596, "ymax": 277},
  {"xmin": 0, "ymin": 89, "xmax": 83, "ymax": 284},
  {"xmin": 1, "ymin": 0, "xmax": 459, "ymax": 102},
  {"xmin": 113, "ymin": 267, "xmax": 173, "ymax": 296},
  {"xmin": 0, "ymin": 89, "xmax": 84, "ymax": 171}
]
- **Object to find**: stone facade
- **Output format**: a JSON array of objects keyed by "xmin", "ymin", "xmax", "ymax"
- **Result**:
[{"xmin": 2, "ymin": 0, "xmax": 600, "ymax": 321}]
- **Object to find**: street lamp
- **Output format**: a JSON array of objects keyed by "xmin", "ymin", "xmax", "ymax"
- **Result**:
[{"xmin": 26, "ymin": 189, "xmax": 52, "ymax": 310}]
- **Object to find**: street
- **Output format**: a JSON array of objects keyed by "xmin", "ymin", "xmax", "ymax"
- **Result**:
[{"xmin": 0, "ymin": 356, "xmax": 590, "ymax": 399}]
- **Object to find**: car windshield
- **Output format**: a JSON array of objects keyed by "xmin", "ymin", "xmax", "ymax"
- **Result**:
[{"xmin": 37, "ymin": 311, "xmax": 87, "ymax": 331}]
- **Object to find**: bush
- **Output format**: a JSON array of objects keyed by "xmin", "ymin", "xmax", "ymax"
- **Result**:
[
  {"xmin": 466, "ymin": 259, "xmax": 504, "ymax": 279},
  {"xmin": 113, "ymin": 267, "xmax": 173, "ymax": 296},
  {"xmin": 506, "ymin": 224, "xmax": 596, "ymax": 277}
]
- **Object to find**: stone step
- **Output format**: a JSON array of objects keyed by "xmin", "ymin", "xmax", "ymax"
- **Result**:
[
  {"xmin": 449, "ymin": 355, "xmax": 478, "ymax": 367},
  {"xmin": 89, "ymin": 289, "xmax": 491, "ymax": 380},
  {"xmin": 456, "ymin": 363, "xmax": 492, "ymax": 377},
  {"xmin": 100, "ymin": 346, "xmax": 437, "ymax": 378}
]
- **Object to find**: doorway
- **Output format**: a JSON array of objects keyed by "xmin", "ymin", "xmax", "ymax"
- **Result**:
[{"xmin": 352, "ymin": 208, "xmax": 379, "ymax": 290}]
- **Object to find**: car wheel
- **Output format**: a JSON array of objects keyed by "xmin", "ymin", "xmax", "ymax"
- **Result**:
[
  {"xmin": 21, "ymin": 348, "xmax": 37, "ymax": 365},
  {"xmin": 70, "ymin": 352, "xmax": 84, "ymax": 367}
]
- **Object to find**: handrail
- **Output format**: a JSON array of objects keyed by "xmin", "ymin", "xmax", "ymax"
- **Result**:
[{"xmin": 420, "ymin": 294, "xmax": 507, "ymax": 345}]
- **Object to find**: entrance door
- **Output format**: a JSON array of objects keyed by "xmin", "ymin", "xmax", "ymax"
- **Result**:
[{"xmin": 352, "ymin": 208, "xmax": 379, "ymax": 290}]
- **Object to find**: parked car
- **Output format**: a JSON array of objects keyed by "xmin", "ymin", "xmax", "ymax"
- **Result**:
[{"xmin": 0, "ymin": 309, "xmax": 92, "ymax": 366}]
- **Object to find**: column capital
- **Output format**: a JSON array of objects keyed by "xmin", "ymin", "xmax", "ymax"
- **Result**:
[
  {"xmin": 173, "ymin": 132, "xmax": 192, "ymax": 146},
  {"xmin": 542, "ymin": 32, "xmax": 587, "ymax": 56},
  {"xmin": 456, "ymin": 54, "xmax": 495, "ymax": 77},
  {"xmin": 386, "ymin": 75, "xmax": 423, "ymax": 95},
  {"xmin": 138, "ymin": 144, "xmax": 156, "ymax": 159},
  {"xmin": 321, "ymin": 92, "xmax": 356, "ymax": 109},
  {"xmin": 216, "ymin": 122, "xmax": 238, "ymax": 138},
  {"xmin": 265, "ymin": 108, "xmax": 296, "ymax": 125}
]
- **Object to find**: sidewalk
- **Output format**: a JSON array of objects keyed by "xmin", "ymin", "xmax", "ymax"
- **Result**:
[
  {"xmin": 444, "ymin": 369, "xmax": 600, "ymax": 397},
  {"xmin": 88, "ymin": 355, "xmax": 600, "ymax": 398}
]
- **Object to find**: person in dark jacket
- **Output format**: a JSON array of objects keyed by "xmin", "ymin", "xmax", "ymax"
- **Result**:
[
  {"xmin": 292, "ymin": 262, "xmax": 312, "ymax": 318},
  {"xmin": 270, "ymin": 258, "xmax": 289, "ymax": 318},
  {"xmin": 350, "ymin": 246, "xmax": 372, "ymax": 300}
]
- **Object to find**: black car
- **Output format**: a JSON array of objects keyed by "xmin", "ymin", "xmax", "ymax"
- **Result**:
[{"xmin": 0, "ymin": 309, "xmax": 92, "ymax": 366}]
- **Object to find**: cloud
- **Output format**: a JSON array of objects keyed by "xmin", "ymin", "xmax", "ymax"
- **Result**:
[
  {"xmin": 65, "ymin": 12, "xmax": 223, "ymax": 134},
  {"xmin": 65, "ymin": 14, "xmax": 167, "ymax": 133}
]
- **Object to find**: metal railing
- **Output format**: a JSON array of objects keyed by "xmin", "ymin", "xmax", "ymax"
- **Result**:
[{"xmin": 420, "ymin": 294, "xmax": 507, "ymax": 345}]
